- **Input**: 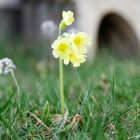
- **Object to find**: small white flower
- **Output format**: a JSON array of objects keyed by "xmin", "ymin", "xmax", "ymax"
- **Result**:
[
  {"xmin": 0, "ymin": 58, "xmax": 16, "ymax": 75},
  {"xmin": 41, "ymin": 20, "xmax": 57, "ymax": 39}
]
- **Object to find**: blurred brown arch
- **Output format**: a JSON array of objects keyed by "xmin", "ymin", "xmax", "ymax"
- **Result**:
[{"xmin": 97, "ymin": 12, "xmax": 140, "ymax": 58}]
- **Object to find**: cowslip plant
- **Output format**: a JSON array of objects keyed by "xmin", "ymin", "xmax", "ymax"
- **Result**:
[{"xmin": 51, "ymin": 11, "xmax": 92, "ymax": 116}]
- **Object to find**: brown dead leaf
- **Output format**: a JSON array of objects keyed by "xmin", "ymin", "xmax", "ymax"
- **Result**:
[
  {"xmin": 52, "ymin": 114, "xmax": 63, "ymax": 124},
  {"xmin": 70, "ymin": 114, "xmax": 83, "ymax": 132}
]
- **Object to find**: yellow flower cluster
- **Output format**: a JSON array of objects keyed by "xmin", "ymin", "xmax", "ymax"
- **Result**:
[{"xmin": 51, "ymin": 11, "xmax": 92, "ymax": 67}]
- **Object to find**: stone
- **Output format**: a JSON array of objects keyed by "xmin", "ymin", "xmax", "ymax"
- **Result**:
[{"xmin": 74, "ymin": 0, "xmax": 140, "ymax": 59}]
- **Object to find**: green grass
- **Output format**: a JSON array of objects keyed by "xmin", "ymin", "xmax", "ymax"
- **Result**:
[{"xmin": 0, "ymin": 44, "xmax": 140, "ymax": 140}]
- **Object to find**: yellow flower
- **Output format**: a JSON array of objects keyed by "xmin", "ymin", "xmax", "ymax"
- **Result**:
[
  {"xmin": 71, "ymin": 32, "xmax": 92, "ymax": 54},
  {"xmin": 52, "ymin": 38, "xmax": 71, "ymax": 60},
  {"xmin": 70, "ymin": 53, "xmax": 86, "ymax": 67},
  {"xmin": 62, "ymin": 11, "xmax": 74, "ymax": 26},
  {"xmin": 51, "ymin": 31, "xmax": 91, "ymax": 67},
  {"xmin": 63, "ymin": 46, "xmax": 74, "ymax": 65},
  {"xmin": 66, "ymin": 48, "xmax": 86, "ymax": 67},
  {"xmin": 63, "ymin": 47, "xmax": 86, "ymax": 67}
]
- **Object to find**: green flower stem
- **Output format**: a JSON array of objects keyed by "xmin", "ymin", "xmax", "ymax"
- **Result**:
[
  {"xmin": 59, "ymin": 58, "xmax": 65, "ymax": 116},
  {"xmin": 58, "ymin": 26, "xmax": 65, "ymax": 116},
  {"xmin": 11, "ymin": 71, "xmax": 21, "ymax": 108}
]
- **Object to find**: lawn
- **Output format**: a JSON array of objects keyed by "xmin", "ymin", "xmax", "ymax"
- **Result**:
[{"xmin": 0, "ymin": 43, "xmax": 140, "ymax": 140}]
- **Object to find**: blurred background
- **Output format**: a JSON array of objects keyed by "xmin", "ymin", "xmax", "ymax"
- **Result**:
[
  {"xmin": 0, "ymin": 0, "xmax": 140, "ymax": 59},
  {"xmin": 1, "ymin": 1, "xmax": 140, "ymax": 139},
  {"xmin": 0, "ymin": 0, "xmax": 75, "ymax": 42}
]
